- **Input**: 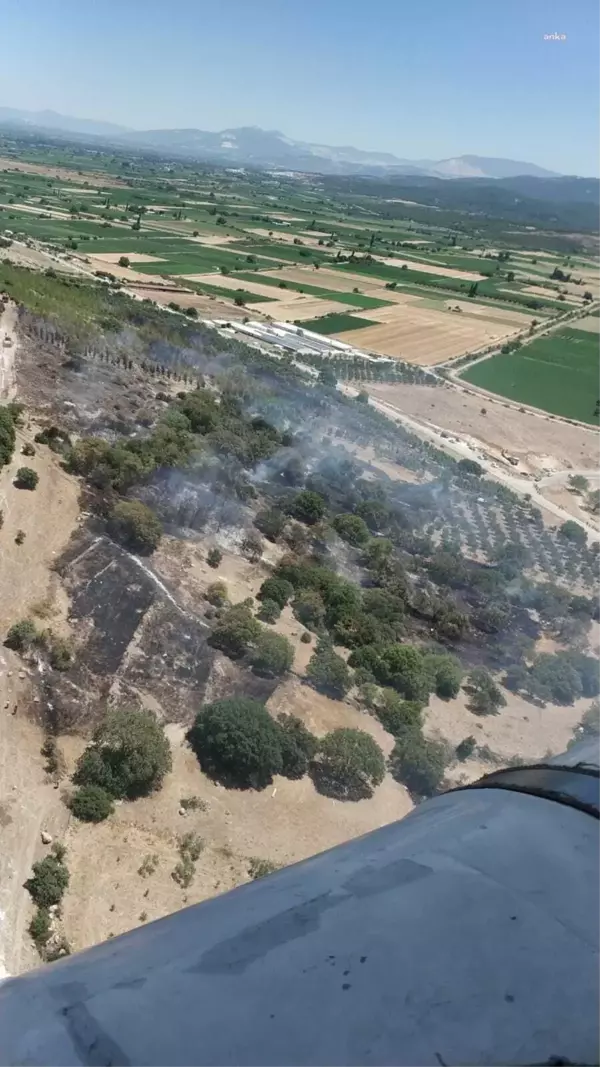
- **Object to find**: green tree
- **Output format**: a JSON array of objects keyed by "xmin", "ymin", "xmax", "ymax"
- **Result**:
[
  {"xmin": 0, "ymin": 405, "xmax": 17, "ymax": 468},
  {"xmin": 277, "ymin": 713, "xmax": 318, "ymax": 779},
  {"xmin": 69, "ymin": 784, "xmax": 114, "ymax": 822},
  {"xmin": 74, "ymin": 707, "xmax": 172, "ymax": 799},
  {"xmin": 466, "ymin": 667, "xmax": 507, "ymax": 715},
  {"xmin": 455, "ymin": 735, "xmax": 477, "ymax": 761},
  {"xmin": 559, "ymin": 520, "xmax": 586, "ymax": 545},
  {"xmin": 306, "ymin": 642, "xmax": 352, "ymax": 698},
  {"xmin": 258, "ymin": 577, "xmax": 295, "ymax": 608},
  {"xmin": 118, "ymin": 256, "xmax": 130, "ymax": 267},
  {"xmin": 208, "ymin": 602, "xmax": 261, "ymax": 659},
  {"xmin": 251, "ymin": 630, "xmax": 294, "ymax": 677},
  {"xmin": 457, "ymin": 458, "xmax": 483, "ymax": 477},
  {"xmin": 15, "ymin": 466, "xmax": 39, "ymax": 490},
  {"xmin": 290, "ymin": 489, "xmax": 326, "ymax": 526},
  {"xmin": 29, "ymin": 907, "xmax": 52, "ymax": 950},
  {"xmin": 312, "ymin": 728, "xmax": 385, "ymax": 801},
  {"xmin": 568, "ymin": 474, "xmax": 589, "ymax": 494},
  {"xmin": 108, "ymin": 500, "xmax": 162, "ymax": 554},
  {"xmin": 188, "ymin": 698, "xmax": 283, "ymax": 789},
  {"xmin": 389, "ymin": 727, "xmax": 447, "ymax": 799},
  {"xmin": 348, "ymin": 644, "xmax": 430, "ymax": 703},
  {"xmin": 332, "ymin": 513, "xmax": 370, "ymax": 547},
  {"xmin": 529, "ymin": 653, "xmax": 584, "ymax": 706},
  {"xmin": 25, "ymin": 854, "xmax": 69, "ymax": 909}
]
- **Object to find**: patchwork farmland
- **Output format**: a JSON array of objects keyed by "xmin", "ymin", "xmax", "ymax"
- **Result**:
[
  {"xmin": 459, "ymin": 321, "xmax": 600, "ymax": 425},
  {"xmin": 0, "ymin": 143, "xmax": 597, "ymax": 394}
]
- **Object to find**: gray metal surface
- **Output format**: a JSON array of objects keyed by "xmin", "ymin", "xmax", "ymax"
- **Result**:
[{"xmin": 0, "ymin": 781, "xmax": 598, "ymax": 1066}]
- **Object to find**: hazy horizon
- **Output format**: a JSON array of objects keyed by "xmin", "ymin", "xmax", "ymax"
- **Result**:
[{"xmin": 0, "ymin": 0, "xmax": 598, "ymax": 175}]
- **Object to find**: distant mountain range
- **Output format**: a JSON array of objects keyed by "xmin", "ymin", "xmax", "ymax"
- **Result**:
[{"xmin": 0, "ymin": 106, "xmax": 563, "ymax": 180}]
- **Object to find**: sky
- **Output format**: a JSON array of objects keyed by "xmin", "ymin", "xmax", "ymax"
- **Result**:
[{"xmin": 0, "ymin": 0, "xmax": 598, "ymax": 175}]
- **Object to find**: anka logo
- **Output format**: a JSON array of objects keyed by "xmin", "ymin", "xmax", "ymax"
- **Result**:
[{"xmin": 543, "ymin": 32, "xmax": 567, "ymax": 40}]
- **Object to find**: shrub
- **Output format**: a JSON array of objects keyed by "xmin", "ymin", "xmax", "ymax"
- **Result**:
[
  {"xmin": 312, "ymin": 728, "xmax": 385, "ymax": 800},
  {"xmin": 69, "ymin": 784, "xmax": 114, "ymax": 822},
  {"xmin": 0, "ymin": 404, "xmax": 17, "ymax": 468},
  {"xmin": 25, "ymin": 854, "xmax": 69, "ymax": 909},
  {"xmin": 254, "ymin": 507, "xmax": 286, "ymax": 542},
  {"xmin": 15, "ymin": 529, "xmax": 25, "ymax": 545},
  {"xmin": 348, "ymin": 644, "xmax": 430, "ymax": 703},
  {"xmin": 118, "ymin": 256, "xmax": 130, "ymax": 267},
  {"xmin": 257, "ymin": 598, "xmax": 281, "ymax": 623},
  {"xmin": 424, "ymin": 652, "xmax": 463, "ymax": 700},
  {"xmin": 208, "ymin": 603, "xmax": 261, "ymax": 659},
  {"xmin": 206, "ymin": 547, "xmax": 223, "ymax": 568},
  {"xmin": 332, "ymin": 513, "xmax": 370, "ymax": 547},
  {"xmin": 455, "ymin": 735, "xmax": 476, "ymax": 761},
  {"xmin": 251, "ymin": 630, "xmax": 294, "ymax": 677},
  {"xmin": 205, "ymin": 581, "xmax": 228, "ymax": 606},
  {"xmin": 188, "ymin": 698, "xmax": 283, "ymax": 789},
  {"xmin": 277, "ymin": 713, "xmax": 318, "ymax": 779},
  {"xmin": 22, "ymin": 442, "xmax": 36, "ymax": 457},
  {"xmin": 74, "ymin": 707, "xmax": 172, "ymax": 799},
  {"xmin": 258, "ymin": 577, "xmax": 294, "ymax": 608},
  {"xmin": 48, "ymin": 636, "xmax": 72, "ymax": 671},
  {"xmin": 559, "ymin": 520, "xmax": 586, "ymax": 545},
  {"xmin": 375, "ymin": 690, "xmax": 423, "ymax": 737},
  {"xmin": 5, "ymin": 618, "xmax": 38, "ymax": 651},
  {"xmin": 292, "ymin": 589, "xmax": 325, "ymax": 630},
  {"xmin": 300, "ymin": 630, "xmax": 312, "ymax": 643},
  {"xmin": 248, "ymin": 857, "xmax": 280, "ymax": 879},
  {"xmin": 306, "ymin": 642, "xmax": 352, "ymax": 698},
  {"xmin": 29, "ymin": 907, "xmax": 52, "ymax": 949},
  {"xmin": 108, "ymin": 500, "xmax": 162, "ymax": 554},
  {"xmin": 290, "ymin": 489, "xmax": 326, "ymax": 526},
  {"xmin": 389, "ymin": 728, "xmax": 447, "ymax": 799},
  {"xmin": 15, "ymin": 466, "xmax": 38, "ymax": 490},
  {"xmin": 466, "ymin": 667, "xmax": 507, "ymax": 715}
]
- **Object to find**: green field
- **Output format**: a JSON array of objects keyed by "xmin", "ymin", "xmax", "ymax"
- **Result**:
[
  {"xmin": 460, "ymin": 325, "xmax": 600, "ymax": 424},
  {"xmin": 234, "ymin": 272, "xmax": 392, "ymax": 309},
  {"xmin": 296, "ymin": 313, "xmax": 376, "ymax": 335}
]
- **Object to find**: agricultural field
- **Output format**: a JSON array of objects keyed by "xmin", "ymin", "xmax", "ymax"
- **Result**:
[
  {"xmin": 0, "ymin": 138, "xmax": 597, "ymax": 376},
  {"xmin": 460, "ymin": 322, "xmax": 600, "ymax": 425}
]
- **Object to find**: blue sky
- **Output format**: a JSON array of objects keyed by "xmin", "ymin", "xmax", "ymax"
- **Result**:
[{"xmin": 1, "ymin": 0, "xmax": 598, "ymax": 174}]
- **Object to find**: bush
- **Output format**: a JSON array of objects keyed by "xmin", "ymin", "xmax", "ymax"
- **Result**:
[
  {"xmin": 257, "ymin": 598, "xmax": 281, "ymax": 623},
  {"xmin": 312, "ymin": 728, "xmax": 385, "ymax": 800},
  {"xmin": 389, "ymin": 728, "xmax": 447, "ymax": 799},
  {"xmin": 559, "ymin": 520, "xmax": 586, "ymax": 545},
  {"xmin": 348, "ymin": 644, "xmax": 430, "ymax": 703},
  {"xmin": 188, "ymin": 698, "xmax": 283, "ymax": 789},
  {"xmin": 292, "ymin": 589, "xmax": 325, "ymax": 630},
  {"xmin": 258, "ymin": 577, "xmax": 295, "ymax": 609},
  {"xmin": 29, "ymin": 907, "xmax": 52, "ymax": 949},
  {"xmin": 15, "ymin": 466, "xmax": 39, "ymax": 490},
  {"xmin": 254, "ymin": 507, "xmax": 286, "ymax": 542},
  {"xmin": 455, "ymin": 735, "xmax": 476, "ymax": 761},
  {"xmin": 25, "ymin": 854, "xmax": 69, "ymax": 909},
  {"xmin": 290, "ymin": 490, "xmax": 326, "ymax": 525},
  {"xmin": 205, "ymin": 580, "xmax": 228, "ymax": 606},
  {"xmin": 118, "ymin": 256, "xmax": 130, "ymax": 267},
  {"xmin": 206, "ymin": 547, "xmax": 223, "ymax": 568},
  {"xmin": 208, "ymin": 602, "xmax": 261, "ymax": 659},
  {"xmin": 306, "ymin": 642, "xmax": 352, "ymax": 698},
  {"xmin": 277, "ymin": 713, "xmax": 318, "ymax": 779},
  {"xmin": 250, "ymin": 630, "xmax": 294, "ymax": 677},
  {"xmin": 424, "ymin": 653, "xmax": 463, "ymax": 700},
  {"xmin": 0, "ymin": 404, "xmax": 17, "ymax": 468},
  {"xmin": 108, "ymin": 500, "xmax": 162, "ymax": 554},
  {"xmin": 74, "ymin": 707, "xmax": 172, "ymax": 799},
  {"xmin": 48, "ymin": 636, "xmax": 72, "ymax": 671},
  {"xmin": 248, "ymin": 857, "xmax": 280, "ymax": 879},
  {"xmin": 332, "ymin": 513, "xmax": 370, "ymax": 547},
  {"xmin": 5, "ymin": 618, "xmax": 38, "ymax": 651},
  {"xmin": 375, "ymin": 690, "xmax": 423, "ymax": 737},
  {"xmin": 69, "ymin": 784, "xmax": 114, "ymax": 822},
  {"xmin": 466, "ymin": 667, "xmax": 507, "ymax": 715},
  {"xmin": 22, "ymin": 442, "xmax": 36, "ymax": 457}
]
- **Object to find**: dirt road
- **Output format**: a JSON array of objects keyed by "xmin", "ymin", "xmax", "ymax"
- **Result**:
[{"xmin": 0, "ymin": 301, "xmax": 17, "ymax": 400}]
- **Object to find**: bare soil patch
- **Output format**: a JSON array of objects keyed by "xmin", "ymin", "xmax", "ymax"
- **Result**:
[
  {"xmin": 375, "ymin": 256, "xmax": 486, "ymax": 281},
  {"xmin": 0, "ymin": 157, "xmax": 124, "ymax": 187},
  {"xmin": 365, "ymin": 382, "xmax": 599, "ymax": 471},
  {"xmin": 92, "ymin": 252, "xmax": 166, "ymax": 265}
]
